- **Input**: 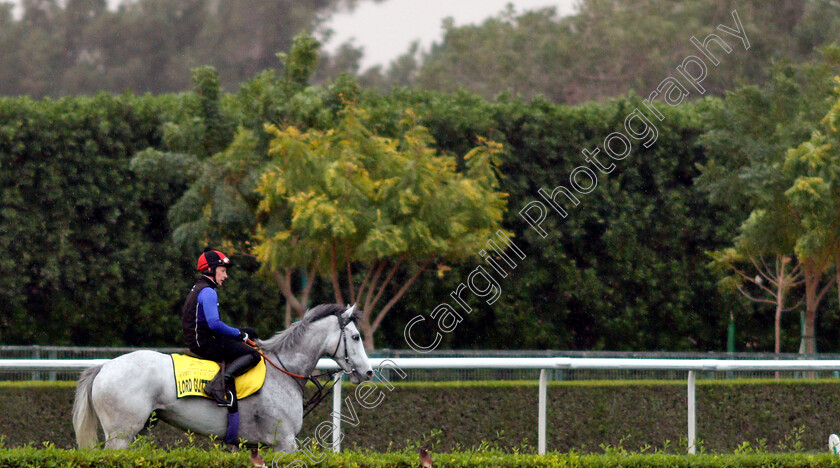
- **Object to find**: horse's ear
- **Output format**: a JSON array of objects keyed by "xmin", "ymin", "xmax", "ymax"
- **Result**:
[{"xmin": 343, "ymin": 303, "xmax": 358, "ymax": 319}]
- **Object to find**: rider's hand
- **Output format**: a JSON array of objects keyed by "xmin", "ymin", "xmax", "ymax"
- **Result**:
[
  {"xmin": 240, "ymin": 327, "xmax": 259, "ymax": 340},
  {"xmin": 238, "ymin": 330, "xmax": 249, "ymax": 342}
]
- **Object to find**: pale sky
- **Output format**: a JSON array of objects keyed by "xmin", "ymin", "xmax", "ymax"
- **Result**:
[{"xmin": 322, "ymin": 0, "xmax": 578, "ymax": 69}]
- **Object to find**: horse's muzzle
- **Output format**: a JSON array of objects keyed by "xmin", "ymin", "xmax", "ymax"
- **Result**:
[{"xmin": 348, "ymin": 368, "xmax": 373, "ymax": 384}]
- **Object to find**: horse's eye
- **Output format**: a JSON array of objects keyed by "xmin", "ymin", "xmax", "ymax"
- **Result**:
[{"xmin": 352, "ymin": 335, "xmax": 360, "ymax": 341}]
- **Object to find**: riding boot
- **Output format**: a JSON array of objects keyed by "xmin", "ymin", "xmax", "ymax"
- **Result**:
[
  {"xmin": 204, "ymin": 369, "xmax": 232, "ymax": 406},
  {"xmin": 220, "ymin": 354, "xmax": 259, "ymax": 410}
]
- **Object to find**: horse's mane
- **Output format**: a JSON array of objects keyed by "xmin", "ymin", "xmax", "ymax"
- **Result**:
[{"xmin": 259, "ymin": 303, "xmax": 346, "ymax": 353}]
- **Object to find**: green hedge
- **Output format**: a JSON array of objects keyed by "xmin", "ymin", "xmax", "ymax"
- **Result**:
[
  {"xmin": 0, "ymin": 78, "xmax": 772, "ymax": 353},
  {"xmin": 6, "ymin": 379, "xmax": 840, "ymax": 454},
  {"xmin": 2, "ymin": 447, "xmax": 840, "ymax": 468},
  {"xmin": 0, "ymin": 93, "xmax": 184, "ymax": 346},
  {"xmin": 1, "ymin": 67, "xmax": 834, "ymax": 353}
]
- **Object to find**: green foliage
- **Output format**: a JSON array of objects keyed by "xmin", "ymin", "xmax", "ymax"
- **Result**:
[
  {"xmin": 370, "ymin": 1, "xmax": 840, "ymax": 105},
  {"xmin": 697, "ymin": 57, "xmax": 840, "ymax": 353},
  {"xmin": 0, "ymin": 71, "xmax": 761, "ymax": 351},
  {"xmin": 0, "ymin": 0, "xmax": 357, "ymax": 98},
  {"xmin": 159, "ymin": 35, "xmax": 367, "ymax": 256},
  {"xmin": 7, "ymin": 0, "xmax": 840, "ymax": 110},
  {"xmin": 783, "ymin": 78, "xmax": 840, "ymax": 262},
  {"xmin": 257, "ymin": 106, "xmax": 506, "ymax": 268},
  {"xmin": 281, "ymin": 34, "xmax": 322, "ymax": 93},
  {"xmin": 0, "ymin": 93, "xmax": 186, "ymax": 345},
  {"xmin": 473, "ymin": 95, "xmax": 731, "ymax": 350},
  {"xmin": 4, "ymin": 446, "xmax": 840, "ymax": 468},
  {"xmin": 5, "ymin": 41, "xmax": 836, "ymax": 352},
  {"xmin": 255, "ymin": 103, "xmax": 507, "ymax": 343}
]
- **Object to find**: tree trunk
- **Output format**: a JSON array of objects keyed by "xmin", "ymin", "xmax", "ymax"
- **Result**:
[
  {"xmin": 774, "ymin": 258, "xmax": 786, "ymax": 355},
  {"xmin": 330, "ymin": 244, "xmax": 344, "ymax": 305},
  {"xmin": 273, "ymin": 269, "xmax": 316, "ymax": 321},
  {"xmin": 342, "ymin": 259, "xmax": 429, "ymax": 350},
  {"xmin": 804, "ymin": 307, "xmax": 816, "ymax": 354},
  {"xmin": 358, "ymin": 316, "xmax": 375, "ymax": 351},
  {"xmin": 800, "ymin": 257, "xmax": 832, "ymax": 355},
  {"xmin": 803, "ymin": 262, "xmax": 818, "ymax": 355},
  {"xmin": 273, "ymin": 270, "xmax": 306, "ymax": 317},
  {"xmin": 774, "ymin": 297, "xmax": 782, "ymax": 355}
]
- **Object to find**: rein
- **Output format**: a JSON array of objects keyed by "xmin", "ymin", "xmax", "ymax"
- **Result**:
[
  {"xmin": 247, "ymin": 340, "xmax": 307, "ymax": 379},
  {"xmin": 245, "ymin": 312, "xmax": 354, "ymax": 418}
]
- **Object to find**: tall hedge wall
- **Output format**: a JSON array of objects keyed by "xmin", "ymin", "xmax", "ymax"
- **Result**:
[
  {"xmin": 0, "ymin": 94, "xmax": 182, "ymax": 345},
  {"xmin": 0, "ymin": 78, "xmax": 826, "ymax": 351},
  {"xmin": 4, "ymin": 380, "xmax": 839, "ymax": 453},
  {"xmin": 366, "ymin": 92, "xmax": 751, "ymax": 352},
  {"xmin": 0, "ymin": 92, "xmax": 285, "ymax": 346}
]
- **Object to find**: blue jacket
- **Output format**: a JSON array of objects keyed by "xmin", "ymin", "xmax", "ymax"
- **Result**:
[{"xmin": 181, "ymin": 276, "xmax": 240, "ymax": 349}]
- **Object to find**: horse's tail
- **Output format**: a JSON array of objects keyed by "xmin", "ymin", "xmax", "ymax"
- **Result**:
[{"xmin": 73, "ymin": 364, "xmax": 103, "ymax": 448}]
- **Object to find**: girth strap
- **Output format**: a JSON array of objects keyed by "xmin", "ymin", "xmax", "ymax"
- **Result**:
[{"xmin": 224, "ymin": 411, "xmax": 240, "ymax": 445}]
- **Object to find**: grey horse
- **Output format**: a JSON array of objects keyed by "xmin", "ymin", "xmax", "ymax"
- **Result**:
[{"xmin": 73, "ymin": 304, "xmax": 373, "ymax": 459}]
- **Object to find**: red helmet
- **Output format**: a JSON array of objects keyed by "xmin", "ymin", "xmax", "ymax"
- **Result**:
[{"xmin": 196, "ymin": 248, "xmax": 231, "ymax": 273}]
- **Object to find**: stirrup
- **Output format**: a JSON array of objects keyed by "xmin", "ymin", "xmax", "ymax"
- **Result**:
[
  {"xmin": 204, "ymin": 374, "xmax": 230, "ymax": 406},
  {"xmin": 216, "ymin": 390, "xmax": 235, "ymax": 407}
]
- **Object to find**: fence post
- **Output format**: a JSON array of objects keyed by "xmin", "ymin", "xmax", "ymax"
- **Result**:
[
  {"xmin": 48, "ymin": 349, "xmax": 57, "ymax": 381},
  {"xmin": 332, "ymin": 373, "xmax": 343, "ymax": 453},
  {"xmin": 687, "ymin": 370, "xmax": 696, "ymax": 454},
  {"xmin": 538, "ymin": 368, "xmax": 547, "ymax": 455},
  {"xmin": 32, "ymin": 346, "xmax": 40, "ymax": 381}
]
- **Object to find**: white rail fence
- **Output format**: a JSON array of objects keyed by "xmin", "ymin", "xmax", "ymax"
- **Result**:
[{"xmin": 4, "ymin": 357, "xmax": 840, "ymax": 454}]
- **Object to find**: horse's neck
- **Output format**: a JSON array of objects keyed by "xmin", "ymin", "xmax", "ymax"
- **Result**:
[{"xmin": 273, "ymin": 318, "xmax": 334, "ymax": 376}]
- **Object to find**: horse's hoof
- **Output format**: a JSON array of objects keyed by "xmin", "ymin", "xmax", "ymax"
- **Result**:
[{"xmin": 250, "ymin": 449, "xmax": 266, "ymax": 467}]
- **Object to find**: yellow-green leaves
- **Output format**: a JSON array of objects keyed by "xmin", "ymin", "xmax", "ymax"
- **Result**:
[{"xmin": 255, "ymin": 105, "xmax": 507, "ymax": 271}]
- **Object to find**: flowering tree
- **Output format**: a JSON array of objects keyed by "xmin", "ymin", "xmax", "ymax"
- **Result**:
[{"xmin": 255, "ymin": 106, "xmax": 507, "ymax": 348}]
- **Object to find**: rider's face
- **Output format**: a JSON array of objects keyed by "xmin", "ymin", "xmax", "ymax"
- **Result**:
[{"xmin": 214, "ymin": 266, "xmax": 228, "ymax": 285}]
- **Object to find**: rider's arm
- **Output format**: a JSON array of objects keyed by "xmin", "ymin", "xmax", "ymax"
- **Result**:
[{"xmin": 197, "ymin": 288, "xmax": 240, "ymax": 338}]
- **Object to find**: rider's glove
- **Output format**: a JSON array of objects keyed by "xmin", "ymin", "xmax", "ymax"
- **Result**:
[{"xmin": 238, "ymin": 330, "xmax": 249, "ymax": 342}]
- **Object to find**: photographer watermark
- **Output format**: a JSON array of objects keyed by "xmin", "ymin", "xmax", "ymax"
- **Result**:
[
  {"xmin": 275, "ymin": 10, "xmax": 753, "ymax": 465},
  {"xmin": 402, "ymin": 9, "xmax": 750, "ymax": 352},
  {"xmin": 272, "ymin": 360, "xmax": 407, "ymax": 467}
]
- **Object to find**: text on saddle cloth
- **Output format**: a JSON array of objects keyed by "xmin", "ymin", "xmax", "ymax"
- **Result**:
[{"xmin": 171, "ymin": 353, "xmax": 267, "ymax": 399}]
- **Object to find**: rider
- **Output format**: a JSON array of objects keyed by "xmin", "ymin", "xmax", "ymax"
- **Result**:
[{"xmin": 181, "ymin": 248, "xmax": 261, "ymax": 406}]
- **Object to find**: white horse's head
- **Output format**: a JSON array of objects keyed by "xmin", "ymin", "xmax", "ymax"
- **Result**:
[{"xmin": 331, "ymin": 304, "xmax": 373, "ymax": 384}]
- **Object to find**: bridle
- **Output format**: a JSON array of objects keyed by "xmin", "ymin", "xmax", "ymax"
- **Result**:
[{"xmin": 247, "ymin": 309, "xmax": 358, "ymax": 418}]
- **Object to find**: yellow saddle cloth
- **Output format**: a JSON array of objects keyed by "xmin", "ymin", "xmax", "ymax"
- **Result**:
[{"xmin": 171, "ymin": 353, "xmax": 267, "ymax": 400}]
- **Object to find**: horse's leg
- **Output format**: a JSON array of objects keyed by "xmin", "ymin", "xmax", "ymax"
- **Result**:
[
  {"xmin": 274, "ymin": 433, "xmax": 297, "ymax": 452},
  {"xmin": 136, "ymin": 412, "xmax": 159, "ymax": 438},
  {"xmin": 91, "ymin": 351, "xmax": 170, "ymax": 449},
  {"xmin": 244, "ymin": 379, "xmax": 304, "ymax": 454},
  {"xmin": 90, "ymin": 387, "xmax": 153, "ymax": 449},
  {"xmin": 250, "ymin": 449, "xmax": 267, "ymax": 467},
  {"xmin": 93, "ymin": 380, "xmax": 157, "ymax": 448},
  {"xmin": 268, "ymin": 436, "xmax": 298, "ymax": 468}
]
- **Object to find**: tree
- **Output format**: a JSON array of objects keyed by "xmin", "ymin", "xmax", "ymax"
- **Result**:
[
  {"xmin": 782, "ymin": 83, "xmax": 840, "ymax": 349},
  {"xmin": 147, "ymin": 34, "xmax": 352, "ymax": 258},
  {"xmin": 136, "ymin": 33, "xmax": 507, "ymax": 348},
  {"xmin": 698, "ymin": 56, "xmax": 840, "ymax": 353},
  {"xmin": 0, "ymin": 0, "xmax": 374, "ymax": 98},
  {"xmin": 709, "ymin": 249, "xmax": 802, "ymax": 354},
  {"xmin": 365, "ymin": 0, "xmax": 840, "ymax": 104},
  {"xmin": 255, "ymin": 106, "xmax": 507, "ymax": 348}
]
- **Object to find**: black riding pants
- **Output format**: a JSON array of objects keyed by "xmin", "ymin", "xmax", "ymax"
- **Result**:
[{"xmin": 190, "ymin": 334, "xmax": 261, "ymax": 373}]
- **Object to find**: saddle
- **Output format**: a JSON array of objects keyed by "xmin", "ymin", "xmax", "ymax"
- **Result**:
[{"xmin": 170, "ymin": 353, "xmax": 267, "ymax": 400}]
